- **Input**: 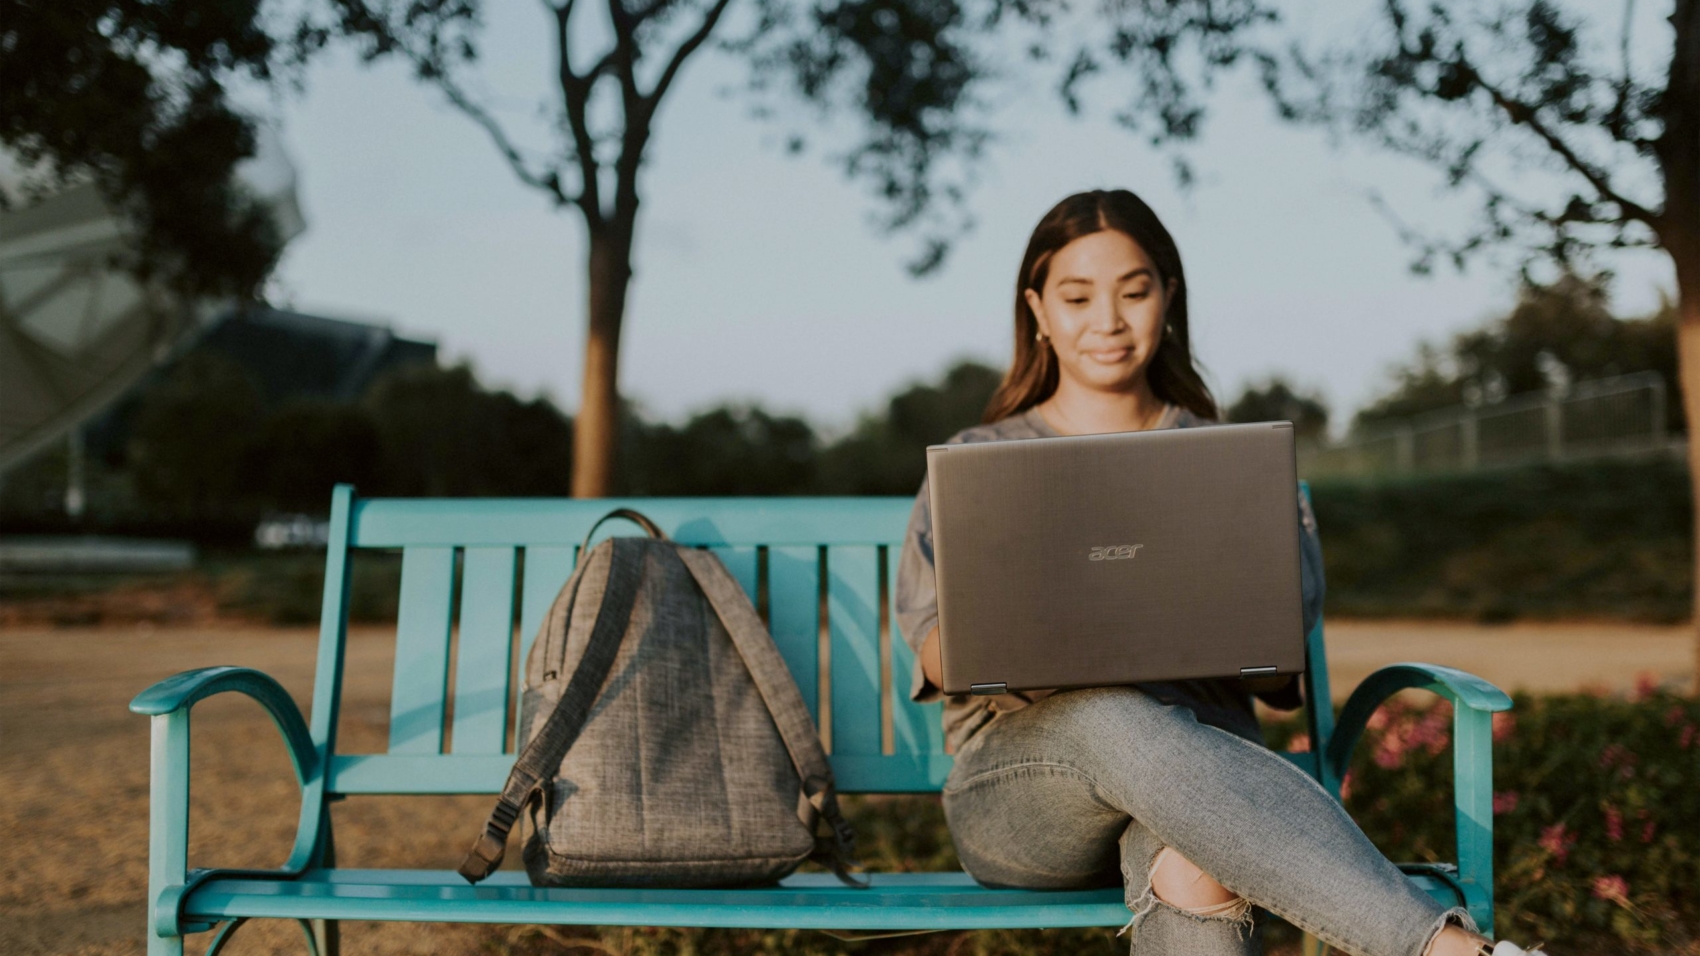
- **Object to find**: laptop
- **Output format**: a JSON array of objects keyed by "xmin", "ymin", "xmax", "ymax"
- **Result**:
[{"xmin": 926, "ymin": 420, "xmax": 1305, "ymax": 696}]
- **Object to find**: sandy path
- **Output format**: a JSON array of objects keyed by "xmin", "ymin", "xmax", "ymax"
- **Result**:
[
  {"xmin": 1324, "ymin": 618, "xmax": 1695, "ymax": 698},
  {"xmin": 2, "ymin": 619, "xmax": 1692, "ymax": 954}
]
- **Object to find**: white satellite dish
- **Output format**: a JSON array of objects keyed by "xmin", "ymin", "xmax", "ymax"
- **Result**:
[{"xmin": 0, "ymin": 125, "xmax": 306, "ymax": 478}]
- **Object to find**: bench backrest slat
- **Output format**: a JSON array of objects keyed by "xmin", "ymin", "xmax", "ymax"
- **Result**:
[
  {"xmin": 452, "ymin": 546, "xmax": 519, "ymax": 753},
  {"xmin": 519, "ymin": 546, "xmax": 578, "ymax": 667},
  {"xmin": 768, "ymin": 545, "xmax": 823, "ymax": 724},
  {"xmin": 887, "ymin": 546, "xmax": 945, "ymax": 756},
  {"xmin": 826, "ymin": 545, "xmax": 883, "ymax": 756},
  {"xmin": 388, "ymin": 546, "xmax": 456, "ymax": 754}
]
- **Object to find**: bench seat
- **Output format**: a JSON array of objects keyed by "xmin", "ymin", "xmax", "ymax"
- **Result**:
[{"xmin": 181, "ymin": 869, "xmax": 1466, "ymax": 930}]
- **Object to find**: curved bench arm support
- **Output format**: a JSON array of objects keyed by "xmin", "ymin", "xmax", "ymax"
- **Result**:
[
  {"xmin": 131, "ymin": 667, "xmax": 328, "ymax": 947},
  {"xmin": 1326, "ymin": 662, "xmax": 1512, "ymax": 937},
  {"xmin": 131, "ymin": 666, "xmax": 318, "ymax": 782}
]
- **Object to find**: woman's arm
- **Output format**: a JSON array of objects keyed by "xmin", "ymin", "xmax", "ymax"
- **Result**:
[{"xmin": 920, "ymin": 624, "xmax": 943, "ymax": 690}]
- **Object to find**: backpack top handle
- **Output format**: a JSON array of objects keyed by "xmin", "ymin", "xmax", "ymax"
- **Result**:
[{"xmin": 580, "ymin": 507, "xmax": 668, "ymax": 554}]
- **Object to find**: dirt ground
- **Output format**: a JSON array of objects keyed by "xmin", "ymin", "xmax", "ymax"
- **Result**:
[{"xmin": 2, "ymin": 619, "xmax": 1693, "ymax": 955}]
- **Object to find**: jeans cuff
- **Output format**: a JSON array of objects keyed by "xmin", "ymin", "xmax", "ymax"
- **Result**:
[{"xmin": 1419, "ymin": 906, "xmax": 1479, "ymax": 956}]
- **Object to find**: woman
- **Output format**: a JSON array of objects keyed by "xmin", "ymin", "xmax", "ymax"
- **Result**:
[{"xmin": 894, "ymin": 190, "xmax": 1546, "ymax": 956}]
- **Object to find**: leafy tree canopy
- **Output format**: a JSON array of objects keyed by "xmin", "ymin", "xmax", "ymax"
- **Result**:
[
  {"xmin": 1225, "ymin": 378, "xmax": 1330, "ymax": 443},
  {"xmin": 0, "ymin": 0, "xmax": 297, "ymax": 297},
  {"xmin": 817, "ymin": 359, "xmax": 1002, "ymax": 493},
  {"xmin": 1355, "ymin": 273, "xmax": 1679, "ymax": 430}
]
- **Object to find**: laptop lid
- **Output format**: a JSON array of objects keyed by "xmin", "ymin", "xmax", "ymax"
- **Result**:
[{"xmin": 926, "ymin": 420, "xmax": 1304, "ymax": 696}]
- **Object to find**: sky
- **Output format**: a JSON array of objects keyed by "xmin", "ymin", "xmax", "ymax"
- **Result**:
[{"xmin": 255, "ymin": 1, "xmax": 1675, "ymax": 440}]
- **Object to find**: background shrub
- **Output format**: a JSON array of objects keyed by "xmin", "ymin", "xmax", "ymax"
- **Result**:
[{"xmin": 1266, "ymin": 688, "xmax": 1700, "ymax": 951}]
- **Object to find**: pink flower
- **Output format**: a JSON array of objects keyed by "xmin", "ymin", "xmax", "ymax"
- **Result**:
[
  {"xmin": 1538, "ymin": 823, "xmax": 1575, "ymax": 865},
  {"xmin": 1599, "ymin": 743, "xmax": 1638, "ymax": 778},
  {"xmin": 1491, "ymin": 711, "xmax": 1516, "ymax": 742},
  {"xmin": 1492, "ymin": 791, "xmax": 1519, "ymax": 815},
  {"xmin": 1603, "ymin": 804, "xmax": 1623, "ymax": 842},
  {"xmin": 1374, "ymin": 735, "xmax": 1408, "ymax": 769},
  {"xmin": 1591, "ymin": 874, "xmax": 1630, "ymax": 905},
  {"xmin": 1666, "ymin": 705, "xmax": 1687, "ymax": 728},
  {"xmin": 1339, "ymin": 771, "xmax": 1355, "ymax": 801},
  {"xmin": 1288, "ymin": 733, "xmax": 1311, "ymax": 754},
  {"xmin": 1633, "ymin": 672, "xmax": 1660, "ymax": 701},
  {"xmin": 1409, "ymin": 706, "xmax": 1451, "ymax": 756},
  {"xmin": 1681, "ymin": 724, "xmax": 1697, "ymax": 749},
  {"xmin": 1642, "ymin": 818, "xmax": 1657, "ymax": 843}
]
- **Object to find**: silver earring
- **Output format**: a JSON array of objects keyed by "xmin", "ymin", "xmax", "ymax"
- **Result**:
[{"xmin": 1035, "ymin": 329, "xmax": 1048, "ymax": 344}]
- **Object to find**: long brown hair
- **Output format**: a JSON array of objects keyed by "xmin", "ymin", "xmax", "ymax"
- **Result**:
[{"xmin": 982, "ymin": 189, "xmax": 1219, "ymax": 424}]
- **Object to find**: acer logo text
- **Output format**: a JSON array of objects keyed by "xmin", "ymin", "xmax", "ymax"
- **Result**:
[{"xmin": 1088, "ymin": 545, "xmax": 1144, "ymax": 561}]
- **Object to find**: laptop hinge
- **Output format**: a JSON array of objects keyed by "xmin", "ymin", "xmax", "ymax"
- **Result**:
[
  {"xmin": 1239, "ymin": 666, "xmax": 1279, "ymax": 678},
  {"xmin": 970, "ymin": 683, "xmax": 1007, "ymax": 696}
]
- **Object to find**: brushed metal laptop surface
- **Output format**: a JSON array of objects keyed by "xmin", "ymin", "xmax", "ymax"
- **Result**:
[{"xmin": 926, "ymin": 421, "xmax": 1304, "ymax": 696}]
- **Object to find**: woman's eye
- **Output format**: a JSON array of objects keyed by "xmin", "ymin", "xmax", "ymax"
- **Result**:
[
  {"xmin": 1064, "ymin": 298, "xmax": 1088, "ymax": 305},
  {"xmin": 1123, "ymin": 291, "xmax": 1149, "ymax": 300}
]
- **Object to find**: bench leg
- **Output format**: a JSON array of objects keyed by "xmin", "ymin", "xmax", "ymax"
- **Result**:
[
  {"xmin": 310, "ymin": 919, "xmax": 339, "ymax": 956},
  {"xmin": 147, "ymin": 930, "xmax": 184, "ymax": 956},
  {"xmin": 310, "ymin": 805, "xmax": 340, "ymax": 956}
]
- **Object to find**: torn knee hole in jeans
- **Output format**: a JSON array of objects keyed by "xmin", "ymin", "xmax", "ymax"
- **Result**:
[{"xmin": 1119, "ymin": 846, "xmax": 1254, "ymax": 940}]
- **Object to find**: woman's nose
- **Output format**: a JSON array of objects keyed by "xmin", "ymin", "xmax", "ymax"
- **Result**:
[{"xmin": 1090, "ymin": 295, "xmax": 1125, "ymax": 332}]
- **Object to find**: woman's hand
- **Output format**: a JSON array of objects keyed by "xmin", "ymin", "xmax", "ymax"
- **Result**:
[{"xmin": 920, "ymin": 624, "xmax": 944, "ymax": 690}]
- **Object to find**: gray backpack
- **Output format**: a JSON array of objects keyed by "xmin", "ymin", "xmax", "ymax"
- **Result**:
[{"xmin": 458, "ymin": 509, "xmax": 861, "ymax": 889}]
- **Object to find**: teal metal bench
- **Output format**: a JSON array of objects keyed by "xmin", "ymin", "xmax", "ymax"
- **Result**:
[{"xmin": 131, "ymin": 483, "xmax": 1512, "ymax": 955}]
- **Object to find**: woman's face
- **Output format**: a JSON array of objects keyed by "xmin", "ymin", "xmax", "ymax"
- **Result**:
[{"xmin": 1025, "ymin": 229, "xmax": 1175, "ymax": 394}]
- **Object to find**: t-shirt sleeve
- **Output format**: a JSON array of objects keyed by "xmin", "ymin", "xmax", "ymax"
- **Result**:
[
  {"xmin": 1252, "ymin": 486, "xmax": 1326, "ymax": 712},
  {"xmin": 1298, "ymin": 485, "xmax": 1325, "ymax": 643},
  {"xmin": 895, "ymin": 473, "xmax": 943, "ymax": 703}
]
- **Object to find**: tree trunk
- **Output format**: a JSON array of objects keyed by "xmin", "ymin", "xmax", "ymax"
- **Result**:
[
  {"xmin": 1678, "ymin": 270, "xmax": 1700, "ymax": 692},
  {"xmin": 1667, "ymin": 0, "xmax": 1700, "ymax": 692},
  {"xmin": 571, "ymin": 224, "xmax": 635, "ymax": 498}
]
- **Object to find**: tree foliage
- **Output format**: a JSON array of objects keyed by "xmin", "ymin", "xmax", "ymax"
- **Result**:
[
  {"xmin": 1224, "ymin": 377, "xmax": 1329, "ymax": 442},
  {"xmin": 817, "ymin": 359, "xmax": 1001, "ymax": 493},
  {"xmin": 0, "ymin": 0, "xmax": 292, "ymax": 297},
  {"xmin": 362, "ymin": 364, "xmax": 577, "ymax": 498},
  {"xmin": 1355, "ymin": 274, "xmax": 1680, "ymax": 430},
  {"xmin": 1275, "ymin": 0, "xmax": 1689, "ymax": 278},
  {"xmin": 129, "ymin": 353, "xmax": 266, "ymax": 516},
  {"xmin": 619, "ymin": 403, "xmax": 819, "ymax": 495}
]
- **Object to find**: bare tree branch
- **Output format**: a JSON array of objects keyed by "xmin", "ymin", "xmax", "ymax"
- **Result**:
[
  {"xmin": 436, "ymin": 70, "xmax": 571, "ymax": 206},
  {"xmin": 553, "ymin": 0, "xmax": 605, "ymax": 223},
  {"xmin": 648, "ymin": 0, "xmax": 736, "ymax": 107},
  {"xmin": 1467, "ymin": 63, "xmax": 1662, "ymax": 228}
]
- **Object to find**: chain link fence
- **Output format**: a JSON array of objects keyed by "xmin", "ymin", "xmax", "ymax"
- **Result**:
[{"xmin": 1299, "ymin": 371, "xmax": 1683, "ymax": 479}]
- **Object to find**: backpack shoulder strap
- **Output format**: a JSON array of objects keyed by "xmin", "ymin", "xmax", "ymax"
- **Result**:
[
  {"xmin": 673, "ymin": 546, "xmax": 866, "ymax": 887},
  {"xmin": 458, "ymin": 536, "xmax": 645, "ymax": 883}
]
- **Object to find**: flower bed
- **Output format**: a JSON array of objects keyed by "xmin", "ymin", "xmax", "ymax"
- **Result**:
[{"xmin": 1267, "ymin": 680, "xmax": 1700, "ymax": 951}]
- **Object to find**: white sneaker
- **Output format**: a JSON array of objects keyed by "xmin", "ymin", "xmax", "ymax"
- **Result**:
[{"xmin": 1487, "ymin": 942, "xmax": 1549, "ymax": 956}]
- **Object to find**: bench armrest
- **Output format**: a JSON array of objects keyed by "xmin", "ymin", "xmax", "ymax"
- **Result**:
[
  {"xmin": 1325, "ymin": 662, "xmax": 1511, "ymax": 935},
  {"xmin": 132, "ymin": 666, "xmax": 326, "ymax": 938},
  {"xmin": 132, "ymin": 666, "xmax": 317, "ymax": 784},
  {"xmin": 1325, "ymin": 662, "xmax": 1511, "ymax": 778}
]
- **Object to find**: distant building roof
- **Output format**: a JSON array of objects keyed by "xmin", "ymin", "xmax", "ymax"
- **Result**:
[
  {"xmin": 78, "ymin": 306, "xmax": 437, "ymax": 462},
  {"xmin": 196, "ymin": 306, "xmax": 438, "ymax": 404}
]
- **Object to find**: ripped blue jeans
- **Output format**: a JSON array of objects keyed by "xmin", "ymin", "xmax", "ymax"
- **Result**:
[{"xmin": 941, "ymin": 686, "xmax": 1473, "ymax": 956}]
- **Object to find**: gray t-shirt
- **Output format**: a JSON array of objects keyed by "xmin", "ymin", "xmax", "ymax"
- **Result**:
[{"xmin": 894, "ymin": 403, "xmax": 1326, "ymax": 753}]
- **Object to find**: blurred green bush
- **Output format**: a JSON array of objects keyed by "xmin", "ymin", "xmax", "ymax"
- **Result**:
[{"xmin": 1311, "ymin": 457, "xmax": 1692, "ymax": 623}]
